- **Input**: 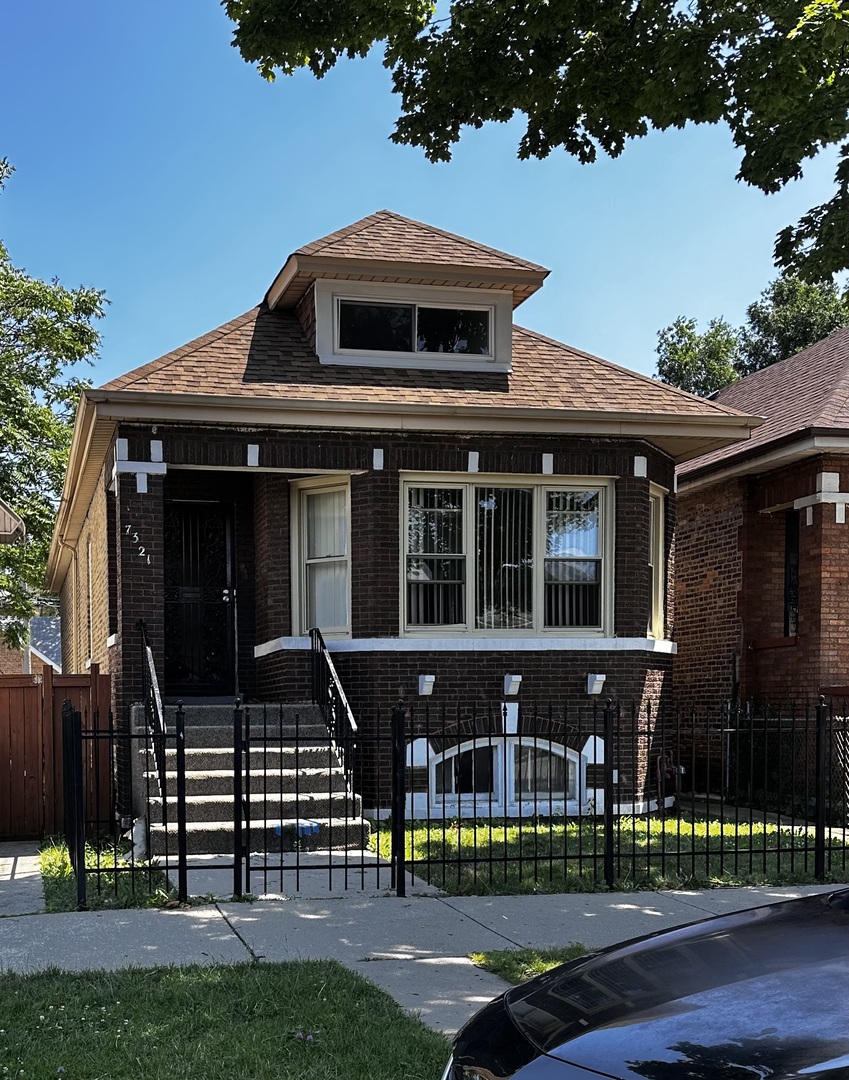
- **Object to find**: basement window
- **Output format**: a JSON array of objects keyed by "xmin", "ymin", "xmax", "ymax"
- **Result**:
[{"xmin": 430, "ymin": 737, "xmax": 582, "ymax": 816}]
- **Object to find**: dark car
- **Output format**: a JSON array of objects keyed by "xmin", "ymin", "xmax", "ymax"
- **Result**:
[{"xmin": 444, "ymin": 889, "xmax": 849, "ymax": 1080}]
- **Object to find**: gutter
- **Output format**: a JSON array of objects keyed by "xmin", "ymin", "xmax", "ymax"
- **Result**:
[{"xmin": 678, "ymin": 428, "xmax": 849, "ymax": 494}]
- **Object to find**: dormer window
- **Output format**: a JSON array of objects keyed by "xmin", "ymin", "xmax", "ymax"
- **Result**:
[
  {"xmin": 314, "ymin": 280, "xmax": 513, "ymax": 373},
  {"xmin": 338, "ymin": 301, "xmax": 491, "ymax": 356}
]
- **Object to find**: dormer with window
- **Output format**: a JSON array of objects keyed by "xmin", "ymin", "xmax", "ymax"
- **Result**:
[{"xmin": 264, "ymin": 209, "xmax": 548, "ymax": 375}]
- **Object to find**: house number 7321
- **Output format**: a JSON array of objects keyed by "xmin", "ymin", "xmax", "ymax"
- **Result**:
[{"xmin": 125, "ymin": 524, "xmax": 151, "ymax": 565}]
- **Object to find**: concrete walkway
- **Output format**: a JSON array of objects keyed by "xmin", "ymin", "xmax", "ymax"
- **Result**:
[
  {"xmin": 0, "ymin": 843, "xmax": 843, "ymax": 1035},
  {"xmin": 0, "ymin": 842, "xmax": 45, "ymax": 916}
]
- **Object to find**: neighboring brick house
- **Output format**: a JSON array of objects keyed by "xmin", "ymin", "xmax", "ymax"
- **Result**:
[
  {"xmin": 675, "ymin": 326, "xmax": 849, "ymax": 709},
  {"xmin": 46, "ymin": 211, "xmax": 756, "ymax": 812},
  {"xmin": 0, "ymin": 617, "xmax": 62, "ymax": 676}
]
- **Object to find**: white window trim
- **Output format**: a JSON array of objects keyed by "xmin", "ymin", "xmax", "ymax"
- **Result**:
[
  {"xmin": 314, "ymin": 279, "xmax": 513, "ymax": 373},
  {"xmin": 400, "ymin": 472, "xmax": 615, "ymax": 637},
  {"xmin": 428, "ymin": 736, "xmax": 584, "ymax": 818},
  {"xmin": 290, "ymin": 475, "xmax": 352, "ymax": 638},
  {"xmin": 648, "ymin": 483, "xmax": 667, "ymax": 639}
]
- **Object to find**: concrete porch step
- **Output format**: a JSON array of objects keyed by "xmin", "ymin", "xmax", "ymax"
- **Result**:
[
  {"xmin": 163, "ymin": 703, "xmax": 324, "ymax": 726},
  {"xmin": 150, "ymin": 745, "xmax": 339, "ymax": 771},
  {"xmin": 141, "ymin": 724, "xmax": 332, "ymax": 749},
  {"xmin": 148, "ymin": 790, "xmax": 361, "ymax": 824},
  {"xmin": 144, "ymin": 766, "xmax": 348, "ymax": 797},
  {"xmin": 149, "ymin": 816, "xmax": 372, "ymax": 855}
]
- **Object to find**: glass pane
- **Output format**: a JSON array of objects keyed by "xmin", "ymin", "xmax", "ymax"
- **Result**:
[
  {"xmin": 514, "ymin": 745, "xmax": 575, "ymax": 800},
  {"xmin": 455, "ymin": 746, "xmax": 495, "ymax": 794},
  {"xmin": 476, "ymin": 487, "xmax": 533, "ymax": 630},
  {"xmin": 416, "ymin": 307, "xmax": 490, "ymax": 354},
  {"xmin": 306, "ymin": 561, "xmax": 348, "ymax": 629},
  {"xmin": 546, "ymin": 491, "xmax": 599, "ymax": 557},
  {"xmin": 407, "ymin": 487, "xmax": 463, "ymax": 554},
  {"xmin": 407, "ymin": 558, "xmax": 465, "ymax": 625},
  {"xmin": 306, "ymin": 490, "xmax": 347, "ymax": 559},
  {"xmin": 339, "ymin": 301, "xmax": 413, "ymax": 352},
  {"xmin": 434, "ymin": 758, "xmax": 454, "ymax": 796},
  {"xmin": 545, "ymin": 581, "xmax": 601, "ymax": 627}
]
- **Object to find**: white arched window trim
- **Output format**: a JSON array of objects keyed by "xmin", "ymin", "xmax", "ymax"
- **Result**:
[{"xmin": 428, "ymin": 736, "xmax": 585, "ymax": 818}]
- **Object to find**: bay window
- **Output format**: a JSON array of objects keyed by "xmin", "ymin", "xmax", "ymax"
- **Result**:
[{"xmin": 404, "ymin": 477, "xmax": 611, "ymax": 634}]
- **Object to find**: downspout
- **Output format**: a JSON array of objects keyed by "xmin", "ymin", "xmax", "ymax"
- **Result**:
[{"xmin": 57, "ymin": 534, "xmax": 78, "ymax": 674}]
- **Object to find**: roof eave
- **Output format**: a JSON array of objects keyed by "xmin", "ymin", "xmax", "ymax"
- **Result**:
[
  {"xmin": 45, "ymin": 394, "xmax": 117, "ymax": 593},
  {"xmin": 678, "ymin": 427, "xmax": 849, "ymax": 493},
  {"xmin": 265, "ymin": 254, "xmax": 549, "ymax": 310},
  {"xmin": 47, "ymin": 388, "xmax": 758, "ymax": 591}
]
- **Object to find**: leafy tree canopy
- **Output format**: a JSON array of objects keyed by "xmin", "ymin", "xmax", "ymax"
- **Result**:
[
  {"xmin": 223, "ymin": 0, "xmax": 849, "ymax": 279},
  {"xmin": 655, "ymin": 273, "xmax": 849, "ymax": 395},
  {"xmin": 0, "ymin": 160, "xmax": 106, "ymax": 649}
]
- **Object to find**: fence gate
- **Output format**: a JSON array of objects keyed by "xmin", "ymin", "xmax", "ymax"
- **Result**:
[{"xmin": 0, "ymin": 665, "xmax": 111, "ymax": 839}]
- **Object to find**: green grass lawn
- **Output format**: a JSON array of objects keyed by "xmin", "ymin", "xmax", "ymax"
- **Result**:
[
  {"xmin": 39, "ymin": 840, "xmax": 175, "ymax": 913},
  {"xmin": 376, "ymin": 814, "xmax": 849, "ymax": 894},
  {"xmin": 0, "ymin": 961, "xmax": 449, "ymax": 1080},
  {"xmin": 471, "ymin": 944, "xmax": 590, "ymax": 984}
]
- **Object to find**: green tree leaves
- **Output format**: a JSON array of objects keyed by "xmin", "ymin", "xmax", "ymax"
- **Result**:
[
  {"xmin": 223, "ymin": 0, "xmax": 849, "ymax": 278},
  {"xmin": 655, "ymin": 274, "xmax": 849, "ymax": 395},
  {"xmin": 0, "ymin": 160, "xmax": 106, "ymax": 648},
  {"xmin": 656, "ymin": 316, "xmax": 740, "ymax": 398}
]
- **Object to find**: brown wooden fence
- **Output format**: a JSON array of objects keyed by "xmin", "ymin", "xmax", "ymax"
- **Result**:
[{"xmin": 0, "ymin": 665, "xmax": 111, "ymax": 839}]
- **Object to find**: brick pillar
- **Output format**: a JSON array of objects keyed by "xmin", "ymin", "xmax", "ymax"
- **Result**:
[{"xmin": 113, "ymin": 472, "xmax": 165, "ymax": 716}]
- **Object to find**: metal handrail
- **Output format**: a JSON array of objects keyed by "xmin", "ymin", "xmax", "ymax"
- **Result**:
[
  {"xmin": 309, "ymin": 627, "xmax": 358, "ymax": 785},
  {"xmin": 138, "ymin": 620, "xmax": 168, "ymax": 792}
]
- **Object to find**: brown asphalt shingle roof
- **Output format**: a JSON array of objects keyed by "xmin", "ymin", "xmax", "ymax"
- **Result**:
[
  {"xmin": 295, "ymin": 210, "xmax": 548, "ymax": 273},
  {"xmin": 101, "ymin": 305, "xmax": 750, "ymax": 419},
  {"xmin": 679, "ymin": 325, "xmax": 849, "ymax": 477}
]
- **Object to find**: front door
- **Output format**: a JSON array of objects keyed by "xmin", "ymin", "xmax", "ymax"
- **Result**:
[{"xmin": 164, "ymin": 500, "xmax": 236, "ymax": 697}]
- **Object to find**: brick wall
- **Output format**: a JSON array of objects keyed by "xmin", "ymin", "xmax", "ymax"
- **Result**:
[
  {"xmin": 85, "ymin": 423, "xmax": 677, "ymax": 719},
  {"xmin": 56, "ymin": 454, "xmax": 114, "ymax": 680},
  {"xmin": 673, "ymin": 478, "xmax": 745, "ymax": 706},
  {"xmin": 0, "ymin": 643, "xmax": 22, "ymax": 674},
  {"xmin": 677, "ymin": 453, "xmax": 849, "ymax": 709}
]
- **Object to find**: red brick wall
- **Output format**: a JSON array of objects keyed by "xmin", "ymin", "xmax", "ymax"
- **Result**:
[
  {"xmin": 0, "ymin": 643, "xmax": 22, "ymax": 674},
  {"xmin": 677, "ymin": 453, "xmax": 849, "ymax": 709},
  {"xmin": 673, "ymin": 478, "xmax": 745, "ymax": 706}
]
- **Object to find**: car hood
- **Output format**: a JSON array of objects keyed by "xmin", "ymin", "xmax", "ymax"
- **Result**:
[{"xmin": 504, "ymin": 891, "xmax": 849, "ymax": 1080}]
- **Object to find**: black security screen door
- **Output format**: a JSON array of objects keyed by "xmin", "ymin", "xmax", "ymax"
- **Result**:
[{"xmin": 164, "ymin": 500, "xmax": 235, "ymax": 697}]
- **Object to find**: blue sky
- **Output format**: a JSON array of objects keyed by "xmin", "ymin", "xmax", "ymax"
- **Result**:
[{"xmin": 1, "ymin": 1, "xmax": 840, "ymax": 386}]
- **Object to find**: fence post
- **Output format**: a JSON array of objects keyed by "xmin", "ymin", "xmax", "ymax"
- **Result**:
[
  {"xmin": 233, "ymin": 699, "xmax": 243, "ymax": 898},
  {"xmin": 814, "ymin": 695, "xmax": 827, "ymax": 882},
  {"xmin": 175, "ymin": 702, "xmax": 188, "ymax": 903},
  {"xmin": 391, "ymin": 701, "xmax": 407, "ymax": 897},
  {"xmin": 603, "ymin": 699, "xmax": 615, "ymax": 889},
  {"xmin": 62, "ymin": 702, "xmax": 87, "ymax": 910}
]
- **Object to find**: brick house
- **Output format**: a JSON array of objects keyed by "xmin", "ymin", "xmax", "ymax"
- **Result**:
[
  {"xmin": 675, "ymin": 326, "xmax": 849, "ymax": 709},
  {"xmin": 0, "ymin": 617, "xmax": 62, "ymax": 676},
  {"xmin": 46, "ymin": 211, "xmax": 756, "ymax": 817}
]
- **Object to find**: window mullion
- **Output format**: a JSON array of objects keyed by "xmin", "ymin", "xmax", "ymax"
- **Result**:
[{"xmin": 464, "ymin": 482, "xmax": 474, "ymax": 632}]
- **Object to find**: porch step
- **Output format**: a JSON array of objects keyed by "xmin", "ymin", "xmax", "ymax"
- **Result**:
[
  {"xmin": 138, "ymin": 700, "xmax": 365, "ymax": 859},
  {"xmin": 149, "ymin": 817, "xmax": 371, "ymax": 856},
  {"xmin": 154, "ymin": 745, "xmax": 339, "ymax": 772},
  {"xmin": 163, "ymin": 703, "xmax": 324, "ymax": 727},
  {"xmin": 145, "ymin": 767, "xmax": 348, "ymax": 796},
  {"xmin": 148, "ymin": 789, "xmax": 360, "ymax": 824}
]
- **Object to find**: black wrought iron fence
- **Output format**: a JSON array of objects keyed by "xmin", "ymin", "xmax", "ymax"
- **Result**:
[
  {"xmin": 61, "ymin": 693, "xmax": 849, "ymax": 903},
  {"xmin": 60, "ymin": 699, "xmax": 187, "ymax": 909},
  {"xmin": 384, "ymin": 697, "xmax": 849, "ymax": 893}
]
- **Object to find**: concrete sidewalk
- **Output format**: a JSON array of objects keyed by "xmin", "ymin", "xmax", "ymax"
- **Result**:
[
  {"xmin": 1, "ymin": 843, "xmax": 841, "ymax": 1035},
  {"xmin": 0, "ymin": 842, "xmax": 45, "ymax": 917}
]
